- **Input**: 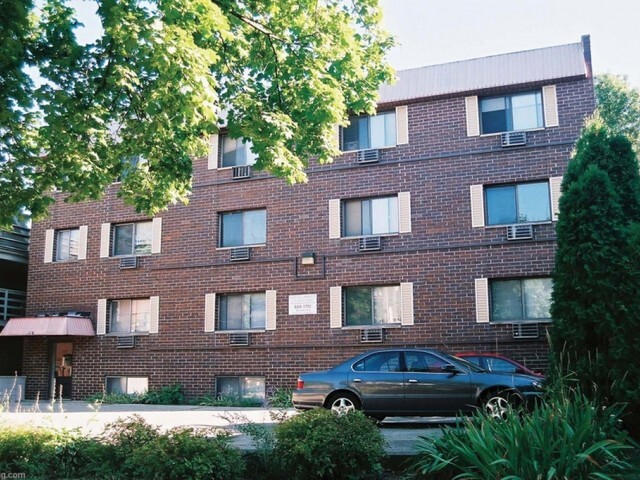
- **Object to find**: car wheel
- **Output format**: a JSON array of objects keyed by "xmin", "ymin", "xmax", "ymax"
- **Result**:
[
  {"xmin": 483, "ymin": 392, "xmax": 514, "ymax": 421},
  {"xmin": 327, "ymin": 392, "xmax": 360, "ymax": 416}
]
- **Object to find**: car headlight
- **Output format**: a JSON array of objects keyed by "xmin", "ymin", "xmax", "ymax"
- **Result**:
[{"xmin": 532, "ymin": 380, "xmax": 544, "ymax": 390}]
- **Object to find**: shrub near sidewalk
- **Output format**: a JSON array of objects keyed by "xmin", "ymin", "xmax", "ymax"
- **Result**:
[
  {"xmin": 0, "ymin": 415, "xmax": 245, "ymax": 480},
  {"xmin": 273, "ymin": 409, "xmax": 385, "ymax": 480},
  {"xmin": 411, "ymin": 386, "xmax": 638, "ymax": 479}
]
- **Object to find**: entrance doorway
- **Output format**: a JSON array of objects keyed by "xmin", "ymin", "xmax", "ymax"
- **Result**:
[{"xmin": 50, "ymin": 341, "xmax": 73, "ymax": 399}]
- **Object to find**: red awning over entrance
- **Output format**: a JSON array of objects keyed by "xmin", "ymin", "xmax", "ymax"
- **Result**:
[{"xmin": 0, "ymin": 317, "xmax": 95, "ymax": 336}]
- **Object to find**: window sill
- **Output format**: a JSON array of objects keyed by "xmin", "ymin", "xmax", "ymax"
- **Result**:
[
  {"xmin": 217, "ymin": 244, "xmax": 265, "ymax": 250},
  {"xmin": 340, "ymin": 233, "xmax": 398, "ymax": 240},
  {"xmin": 342, "ymin": 323, "xmax": 401, "ymax": 330},
  {"xmin": 110, "ymin": 253, "xmax": 152, "ymax": 258},
  {"xmin": 217, "ymin": 164, "xmax": 257, "ymax": 170},
  {"xmin": 106, "ymin": 332, "xmax": 150, "ymax": 337},
  {"xmin": 484, "ymin": 221, "xmax": 552, "ymax": 229},
  {"xmin": 489, "ymin": 320, "xmax": 552, "ymax": 325},
  {"xmin": 340, "ymin": 144, "xmax": 397, "ymax": 155},
  {"xmin": 216, "ymin": 329, "xmax": 265, "ymax": 334},
  {"xmin": 479, "ymin": 127, "xmax": 545, "ymax": 138},
  {"xmin": 52, "ymin": 258, "xmax": 82, "ymax": 263}
]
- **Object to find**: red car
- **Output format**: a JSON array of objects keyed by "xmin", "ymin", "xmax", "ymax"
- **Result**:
[{"xmin": 456, "ymin": 353, "xmax": 544, "ymax": 378}]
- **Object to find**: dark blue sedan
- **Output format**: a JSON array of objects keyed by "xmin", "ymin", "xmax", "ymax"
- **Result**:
[{"xmin": 292, "ymin": 348, "xmax": 543, "ymax": 421}]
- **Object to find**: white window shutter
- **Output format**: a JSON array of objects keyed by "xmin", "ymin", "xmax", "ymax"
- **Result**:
[
  {"xmin": 100, "ymin": 223, "xmax": 111, "ymax": 258},
  {"xmin": 550, "ymin": 176, "xmax": 563, "ymax": 221},
  {"xmin": 396, "ymin": 105, "xmax": 409, "ymax": 145},
  {"xmin": 330, "ymin": 286, "xmax": 342, "ymax": 328},
  {"xmin": 400, "ymin": 282, "xmax": 414, "ymax": 326},
  {"xmin": 77, "ymin": 225, "xmax": 88, "ymax": 260},
  {"xmin": 328, "ymin": 199, "xmax": 341, "ymax": 239},
  {"xmin": 475, "ymin": 278, "xmax": 490, "ymax": 323},
  {"xmin": 465, "ymin": 96, "xmax": 480, "ymax": 137},
  {"xmin": 208, "ymin": 134, "xmax": 219, "ymax": 170},
  {"xmin": 204, "ymin": 293, "xmax": 216, "ymax": 332},
  {"xmin": 265, "ymin": 290, "xmax": 277, "ymax": 331},
  {"xmin": 44, "ymin": 229, "xmax": 54, "ymax": 263},
  {"xmin": 398, "ymin": 192, "xmax": 412, "ymax": 233},
  {"xmin": 543, "ymin": 85, "xmax": 559, "ymax": 127},
  {"xmin": 97, "ymin": 299, "xmax": 107, "ymax": 335},
  {"xmin": 151, "ymin": 218, "xmax": 162, "ymax": 254},
  {"xmin": 149, "ymin": 296, "xmax": 160, "ymax": 334},
  {"xmin": 470, "ymin": 185, "xmax": 485, "ymax": 228}
]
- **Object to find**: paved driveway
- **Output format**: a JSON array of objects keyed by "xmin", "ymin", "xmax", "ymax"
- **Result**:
[{"xmin": 0, "ymin": 401, "xmax": 451, "ymax": 456}]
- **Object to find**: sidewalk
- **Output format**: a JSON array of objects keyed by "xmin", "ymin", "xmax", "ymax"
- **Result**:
[{"xmin": 0, "ymin": 401, "xmax": 448, "ymax": 456}]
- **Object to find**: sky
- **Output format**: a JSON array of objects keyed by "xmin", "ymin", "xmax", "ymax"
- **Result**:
[
  {"xmin": 66, "ymin": 0, "xmax": 640, "ymax": 87},
  {"xmin": 380, "ymin": 0, "xmax": 640, "ymax": 87}
]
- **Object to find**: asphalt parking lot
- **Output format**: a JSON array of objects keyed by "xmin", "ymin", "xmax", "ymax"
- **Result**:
[{"xmin": 0, "ymin": 401, "xmax": 452, "ymax": 456}]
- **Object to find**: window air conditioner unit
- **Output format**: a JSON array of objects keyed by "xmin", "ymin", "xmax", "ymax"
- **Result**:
[
  {"xmin": 232, "ymin": 165, "xmax": 251, "ymax": 179},
  {"xmin": 360, "ymin": 328, "xmax": 383, "ymax": 343},
  {"xmin": 229, "ymin": 332, "xmax": 250, "ymax": 346},
  {"xmin": 512, "ymin": 323, "xmax": 539, "ymax": 339},
  {"xmin": 120, "ymin": 256, "xmax": 139, "ymax": 269},
  {"xmin": 117, "ymin": 336, "xmax": 136, "ymax": 349},
  {"xmin": 359, "ymin": 236, "xmax": 382, "ymax": 252},
  {"xmin": 230, "ymin": 247, "xmax": 251, "ymax": 262},
  {"xmin": 506, "ymin": 224, "xmax": 534, "ymax": 241},
  {"xmin": 356, "ymin": 149, "xmax": 380, "ymax": 164},
  {"xmin": 501, "ymin": 131, "xmax": 527, "ymax": 147}
]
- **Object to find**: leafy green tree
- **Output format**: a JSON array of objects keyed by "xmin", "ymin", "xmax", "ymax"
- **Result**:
[
  {"xmin": 595, "ymin": 74, "xmax": 640, "ymax": 152},
  {"xmin": 551, "ymin": 116, "xmax": 640, "ymax": 436},
  {"xmin": 0, "ymin": 0, "xmax": 394, "ymax": 226}
]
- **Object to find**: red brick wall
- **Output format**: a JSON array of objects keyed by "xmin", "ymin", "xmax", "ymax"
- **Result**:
[{"xmin": 23, "ymin": 77, "xmax": 594, "ymax": 400}]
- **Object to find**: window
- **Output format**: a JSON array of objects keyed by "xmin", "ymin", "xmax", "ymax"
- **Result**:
[
  {"xmin": 110, "ymin": 299, "xmax": 151, "ymax": 333},
  {"xmin": 216, "ymin": 376, "xmax": 265, "ymax": 399},
  {"xmin": 342, "ymin": 111, "xmax": 396, "ymax": 151},
  {"xmin": 221, "ymin": 136, "xmax": 257, "ymax": 167},
  {"xmin": 113, "ymin": 221, "xmax": 152, "ymax": 256},
  {"xmin": 485, "ymin": 182, "xmax": 551, "ymax": 225},
  {"xmin": 343, "ymin": 196, "xmax": 398, "ymax": 236},
  {"xmin": 219, "ymin": 293, "xmax": 266, "ymax": 330},
  {"xmin": 353, "ymin": 351, "xmax": 401, "ymax": 372},
  {"xmin": 404, "ymin": 351, "xmax": 447, "ymax": 373},
  {"xmin": 344, "ymin": 285, "xmax": 400, "ymax": 326},
  {"xmin": 106, "ymin": 376, "xmax": 148, "ymax": 395},
  {"xmin": 55, "ymin": 229, "xmax": 79, "ymax": 261},
  {"xmin": 220, "ymin": 210, "xmax": 266, "ymax": 247},
  {"xmin": 490, "ymin": 278, "xmax": 552, "ymax": 322},
  {"xmin": 480, "ymin": 91, "xmax": 543, "ymax": 134}
]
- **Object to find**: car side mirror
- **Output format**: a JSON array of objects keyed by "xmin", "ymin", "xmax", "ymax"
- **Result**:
[{"xmin": 441, "ymin": 364, "xmax": 461, "ymax": 374}]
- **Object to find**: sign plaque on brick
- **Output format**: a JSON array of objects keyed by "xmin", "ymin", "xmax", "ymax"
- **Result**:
[{"xmin": 288, "ymin": 294, "xmax": 317, "ymax": 315}]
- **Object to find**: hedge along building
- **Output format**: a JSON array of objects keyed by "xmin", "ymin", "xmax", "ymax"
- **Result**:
[{"xmin": 4, "ymin": 36, "xmax": 595, "ymax": 401}]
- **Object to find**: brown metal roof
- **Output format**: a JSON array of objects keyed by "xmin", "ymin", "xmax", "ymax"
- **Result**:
[
  {"xmin": 0, "ymin": 317, "xmax": 95, "ymax": 336},
  {"xmin": 379, "ymin": 41, "xmax": 588, "ymax": 104}
]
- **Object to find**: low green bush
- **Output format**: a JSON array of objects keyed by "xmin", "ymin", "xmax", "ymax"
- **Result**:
[
  {"xmin": 86, "ymin": 383, "xmax": 185, "ymax": 405},
  {"xmin": 266, "ymin": 387, "xmax": 294, "ymax": 408},
  {"xmin": 411, "ymin": 384, "xmax": 638, "ymax": 479},
  {"xmin": 190, "ymin": 394, "xmax": 264, "ymax": 407},
  {"xmin": 0, "ymin": 415, "xmax": 245, "ymax": 480},
  {"xmin": 274, "ymin": 409, "xmax": 385, "ymax": 480}
]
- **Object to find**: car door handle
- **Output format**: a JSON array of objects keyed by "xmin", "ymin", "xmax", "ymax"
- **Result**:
[
  {"xmin": 352, "ymin": 378, "xmax": 362, "ymax": 383},
  {"xmin": 407, "ymin": 379, "xmax": 418, "ymax": 383}
]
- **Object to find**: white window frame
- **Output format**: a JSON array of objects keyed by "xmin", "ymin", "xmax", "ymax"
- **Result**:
[
  {"xmin": 330, "ymin": 282, "xmax": 414, "ymax": 328},
  {"xmin": 109, "ymin": 298, "xmax": 152, "ymax": 334},
  {"xmin": 112, "ymin": 221, "xmax": 153, "ymax": 257},
  {"xmin": 219, "ymin": 209, "xmax": 267, "ymax": 248},
  {"xmin": 220, "ymin": 135, "xmax": 257, "ymax": 168},
  {"xmin": 340, "ymin": 105, "xmax": 409, "ymax": 153},
  {"xmin": 479, "ymin": 90, "xmax": 544, "ymax": 135},
  {"xmin": 489, "ymin": 277, "xmax": 553, "ymax": 323},
  {"xmin": 484, "ymin": 181, "xmax": 552, "ymax": 226}
]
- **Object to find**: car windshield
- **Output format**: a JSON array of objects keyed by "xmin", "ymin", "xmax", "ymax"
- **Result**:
[{"xmin": 441, "ymin": 352, "xmax": 486, "ymax": 373}]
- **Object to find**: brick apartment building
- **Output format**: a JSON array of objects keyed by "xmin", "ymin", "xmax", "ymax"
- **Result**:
[{"xmin": 2, "ymin": 36, "xmax": 595, "ymax": 401}]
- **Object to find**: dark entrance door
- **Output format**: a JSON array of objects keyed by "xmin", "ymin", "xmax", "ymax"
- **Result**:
[{"xmin": 51, "ymin": 341, "xmax": 73, "ymax": 399}]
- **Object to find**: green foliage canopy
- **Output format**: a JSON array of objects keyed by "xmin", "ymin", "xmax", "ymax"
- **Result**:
[
  {"xmin": 595, "ymin": 74, "xmax": 640, "ymax": 152},
  {"xmin": 551, "ymin": 116, "xmax": 640, "ymax": 435},
  {"xmin": 0, "ymin": 0, "xmax": 394, "ymax": 226}
]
